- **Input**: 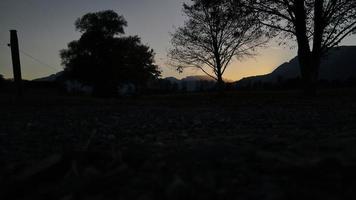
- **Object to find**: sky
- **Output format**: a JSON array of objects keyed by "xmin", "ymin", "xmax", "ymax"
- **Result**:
[{"xmin": 0, "ymin": 0, "xmax": 355, "ymax": 81}]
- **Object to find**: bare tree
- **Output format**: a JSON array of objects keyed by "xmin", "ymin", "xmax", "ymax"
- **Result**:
[
  {"xmin": 242, "ymin": 0, "xmax": 356, "ymax": 95},
  {"xmin": 169, "ymin": 0, "xmax": 265, "ymax": 89}
]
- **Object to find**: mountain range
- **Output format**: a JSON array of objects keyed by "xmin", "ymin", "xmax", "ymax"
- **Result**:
[
  {"xmin": 33, "ymin": 46, "xmax": 356, "ymax": 90},
  {"xmin": 164, "ymin": 75, "xmax": 216, "ymax": 91},
  {"xmin": 32, "ymin": 71, "xmax": 64, "ymax": 82},
  {"xmin": 236, "ymin": 46, "xmax": 356, "ymax": 87}
]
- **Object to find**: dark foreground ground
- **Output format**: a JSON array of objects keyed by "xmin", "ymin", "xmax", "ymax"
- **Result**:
[{"xmin": 1, "ymin": 90, "xmax": 356, "ymax": 200}]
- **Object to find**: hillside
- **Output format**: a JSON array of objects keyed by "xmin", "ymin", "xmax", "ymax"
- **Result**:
[
  {"xmin": 164, "ymin": 75, "xmax": 216, "ymax": 91},
  {"xmin": 237, "ymin": 46, "xmax": 356, "ymax": 87},
  {"xmin": 32, "ymin": 71, "xmax": 64, "ymax": 82}
]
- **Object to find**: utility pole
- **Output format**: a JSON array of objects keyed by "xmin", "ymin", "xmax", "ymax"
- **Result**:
[{"xmin": 9, "ymin": 30, "xmax": 23, "ymax": 97}]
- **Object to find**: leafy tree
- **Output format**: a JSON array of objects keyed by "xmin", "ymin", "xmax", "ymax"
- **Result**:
[
  {"xmin": 169, "ymin": 0, "xmax": 265, "ymax": 89},
  {"xmin": 75, "ymin": 10, "xmax": 127, "ymax": 37},
  {"xmin": 60, "ymin": 10, "xmax": 160, "ymax": 95},
  {"xmin": 241, "ymin": 0, "xmax": 356, "ymax": 95}
]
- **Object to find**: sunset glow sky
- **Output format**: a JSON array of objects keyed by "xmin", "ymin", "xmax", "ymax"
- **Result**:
[{"xmin": 1, "ymin": 0, "xmax": 355, "ymax": 81}]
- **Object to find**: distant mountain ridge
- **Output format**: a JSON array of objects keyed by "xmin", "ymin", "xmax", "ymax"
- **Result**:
[
  {"xmin": 32, "ymin": 73, "xmax": 218, "ymax": 92},
  {"xmin": 34, "ymin": 45, "xmax": 356, "ymax": 91},
  {"xmin": 32, "ymin": 71, "xmax": 64, "ymax": 82},
  {"xmin": 164, "ymin": 75, "xmax": 216, "ymax": 91},
  {"xmin": 236, "ymin": 46, "xmax": 356, "ymax": 87}
]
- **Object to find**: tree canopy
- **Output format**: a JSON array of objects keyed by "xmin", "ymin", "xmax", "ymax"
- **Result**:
[
  {"xmin": 75, "ymin": 10, "xmax": 127, "ymax": 37},
  {"xmin": 169, "ymin": 0, "xmax": 265, "ymax": 88},
  {"xmin": 60, "ymin": 10, "xmax": 160, "ymax": 95},
  {"xmin": 240, "ymin": 0, "xmax": 356, "ymax": 94}
]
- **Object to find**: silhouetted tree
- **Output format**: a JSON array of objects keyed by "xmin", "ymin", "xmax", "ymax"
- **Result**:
[
  {"xmin": 60, "ymin": 10, "xmax": 160, "ymax": 95},
  {"xmin": 0, "ymin": 74, "xmax": 4, "ymax": 87},
  {"xmin": 241, "ymin": 0, "xmax": 356, "ymax": 95},
  {"xmin": 169, "ymin": 0, "xmax": 265, "ymax": 89}
]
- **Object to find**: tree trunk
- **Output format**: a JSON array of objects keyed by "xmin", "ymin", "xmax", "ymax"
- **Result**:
[
  {"xmin": 215, "ymin": 59, "xmax": 225, "ymax": 92},
  {"xmin": 304, "ymin": 0, "xmax": 324, "ymax": 96},
  {"xmin": 214, "ymin": 48, "xmax": 225, "ymax": 92},
  {"xmin": 295, "ymin": 0, "xmax": 319, "ymax": 96},
  {"xmin": 217, "ymin": 72, "xmax": 224, "ymax": 91},
  {"xmin": 298, "ymin": 55, "xmax": 320, "ymax": 96}
]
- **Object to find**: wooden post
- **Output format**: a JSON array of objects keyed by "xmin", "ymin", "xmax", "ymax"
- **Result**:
[{"xmin": 9, "ymin": 30, "xmax": 23, "ymax": 97}]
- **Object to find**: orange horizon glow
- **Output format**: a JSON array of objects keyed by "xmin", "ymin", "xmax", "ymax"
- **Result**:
[{"xmin": 160, "ymin": 46, "xmax": 297, "ymax": 82}]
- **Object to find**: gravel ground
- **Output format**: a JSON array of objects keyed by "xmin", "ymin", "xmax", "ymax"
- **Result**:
[{"xmin": 1, "ymin": 90, "xmax": 356, "ymax": 199}]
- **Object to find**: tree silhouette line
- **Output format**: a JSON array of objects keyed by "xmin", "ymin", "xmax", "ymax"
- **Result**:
[
  {"xmin": 168, "ymin": 0, "xmax": 265, "ymax": 90},
  {"xmin": 60, "ymin": 10, "xmax": 160, "ymax": 96},
  {"xmin": 5, "ymin": 1, "xmax": 351, "ymax": 96},
  {"xmin": 170, "ymin": 0, "xmax": 356, "ymax": 95}
]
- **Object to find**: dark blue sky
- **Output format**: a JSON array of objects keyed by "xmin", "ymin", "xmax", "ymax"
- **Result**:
[
  {"xmin": 0, "ymin": 0, "xmax": 188, "ymax": 79},
  {"xmin": 1, "ymin": 0, "xmax": 355, "ymax": 80}
]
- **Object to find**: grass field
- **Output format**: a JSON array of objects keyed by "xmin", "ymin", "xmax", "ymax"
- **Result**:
[{"xmin": 1, "ymin": 90, "xmax": 356, "ymax": 199}]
